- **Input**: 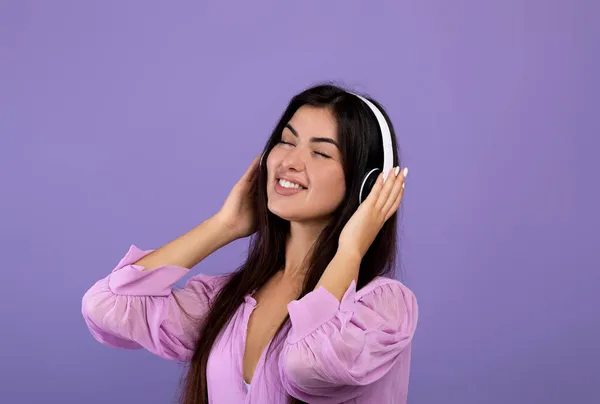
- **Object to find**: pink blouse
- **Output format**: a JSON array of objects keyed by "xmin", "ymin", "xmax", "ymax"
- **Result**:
[{"xmin": 81, "ymin": 245, "xmax": 418, "ymax": 403}]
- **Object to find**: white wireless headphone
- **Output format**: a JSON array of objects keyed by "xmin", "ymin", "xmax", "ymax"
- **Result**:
[
  {"xmin": 259, "ymin": 92, "xmax": 394, "ymax": 204},
  {"xmin": 350, "ymin": 92, "xmax": 394, "ymax": 204}
]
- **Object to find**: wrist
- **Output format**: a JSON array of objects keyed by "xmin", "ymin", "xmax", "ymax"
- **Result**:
[
  {"xmin": 209, "ymin": 213, "xmax": 241, "ymax": 243},
  {"xmin": 335, "ymin": 246, "xmax": 363, "ymax": 264}
]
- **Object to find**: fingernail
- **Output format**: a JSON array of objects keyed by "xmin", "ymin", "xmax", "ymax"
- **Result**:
[
  {"xmin": 402, "ymin": 182, "xmax": 405, "ymax": 189},
  {"xmin": 394, "ymin": 166, "xmax": 400, "ymax": 176},
  {"xmin": 403, "ymin": 167, "xmax": 408, "ymax": 178}
]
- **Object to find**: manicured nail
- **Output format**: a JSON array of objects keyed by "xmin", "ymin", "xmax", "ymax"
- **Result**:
[
  {"xmin": 403, "ymin": 167, "xmax": 408, "ymax": 178},
  {"xmin": 402, "ymin": 182, "xmax": 405, "ymax": 189},
  {"xmin": 394, "ymin": 166, "xmax": 400, "ymax": 176}
]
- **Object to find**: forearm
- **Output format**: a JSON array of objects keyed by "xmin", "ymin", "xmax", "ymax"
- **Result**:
[
  {"xmin": 314, "ymin": 249, "xmax": 362, "ymax": 301},
  {"xmin": 134, "ymin": 214, "xmax": 238, "ymax": 271}
]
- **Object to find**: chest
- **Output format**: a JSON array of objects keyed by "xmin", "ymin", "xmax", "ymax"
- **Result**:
[{"xmin": 242, "ymin": 278, "xmax": 300, "ymax": 384}]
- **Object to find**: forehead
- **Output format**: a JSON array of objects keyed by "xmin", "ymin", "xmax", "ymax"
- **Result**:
[{"xmin": 286, "ymin": 105, "xmax": 338, "ymax": 140}]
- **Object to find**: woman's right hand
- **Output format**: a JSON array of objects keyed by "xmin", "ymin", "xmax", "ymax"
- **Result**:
[{"xmin": 214, "ymin": 154, "xmax": 261, "ymax": 240}]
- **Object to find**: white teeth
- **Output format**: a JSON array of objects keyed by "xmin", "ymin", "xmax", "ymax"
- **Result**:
[{"xmin": 279, "ymin": 178, "xmax": 303, "ymax": 189}]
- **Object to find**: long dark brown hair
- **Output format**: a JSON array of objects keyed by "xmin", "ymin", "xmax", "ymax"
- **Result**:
[{"xmin": 179, "ymin": 83, "xmax": 401, "ymax": 404}]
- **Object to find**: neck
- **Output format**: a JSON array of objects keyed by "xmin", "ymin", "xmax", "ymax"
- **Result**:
[{"xmin": 282, "ymin": 219, "xmax": 328, "ymax": 282}]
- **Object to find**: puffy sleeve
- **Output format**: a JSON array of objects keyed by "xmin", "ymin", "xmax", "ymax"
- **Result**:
[
  {"xmin": 81, "ymin": 245, "xmax": 228, "ymax": 362},
  {"xmin": 279, "ymin": 278, "xmax": 418, "ymax": 402}
]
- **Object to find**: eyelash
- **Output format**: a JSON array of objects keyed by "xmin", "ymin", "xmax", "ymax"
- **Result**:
[{"xmin": 277, "ymin": 140, "xmax": 331, "ymax": 159}]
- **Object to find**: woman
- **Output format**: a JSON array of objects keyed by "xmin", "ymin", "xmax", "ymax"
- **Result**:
[{"xmin": 82, "ymin": 84, "xmax": 418, "ymax": 404}]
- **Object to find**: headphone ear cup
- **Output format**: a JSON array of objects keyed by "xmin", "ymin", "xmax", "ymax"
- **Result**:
[{"xmin": 359, "ymin": 168, "xmax": 381, "ymax": 204}]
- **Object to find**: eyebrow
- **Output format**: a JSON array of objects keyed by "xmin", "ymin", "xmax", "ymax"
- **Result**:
[{"xmin": 285, "ymin": 123, "xmax": 340, "ymax": 149}]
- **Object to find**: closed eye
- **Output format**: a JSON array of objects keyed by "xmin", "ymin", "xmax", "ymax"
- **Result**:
[{"xmin": 278, "ymin": 140, "xmax": 331, "ymax": 158}]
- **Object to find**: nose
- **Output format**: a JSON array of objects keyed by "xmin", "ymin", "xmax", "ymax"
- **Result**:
[{"xmin": 280, "ymin": 147, "xmax": 306, "ymax": 172}]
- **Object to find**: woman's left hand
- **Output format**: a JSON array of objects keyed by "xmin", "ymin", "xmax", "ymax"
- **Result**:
[{"xmin": 338, "ymin": 167, "xmax": 408, "ymax": 259}]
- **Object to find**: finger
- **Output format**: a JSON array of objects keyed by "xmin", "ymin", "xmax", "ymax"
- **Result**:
[
  {"xmin": 382, "ymin": 168, "xmax": 406, "ymax": 214},
  {"xmin": 241, "ymin": 154, "xmax": 261, "ymax": 182},
  {"xmin": 364, "ymin": 172, "xmax": 385, "ymax": 205},
  {"xmin": 375, "ymin": 167, "xmax": 400, "ymax": 211},
  {"xmin": 384, "ymin": 182, "xmax": 404, "ymax": 222}
]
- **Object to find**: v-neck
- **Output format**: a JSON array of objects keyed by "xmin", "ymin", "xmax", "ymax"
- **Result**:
[
  {"xmin": 241, "ymin": 294, "xmax": 273, "ymax": 388},
  {"xmin": 240, "ymin": 273, "xmax": 299, "ymax": 389}
]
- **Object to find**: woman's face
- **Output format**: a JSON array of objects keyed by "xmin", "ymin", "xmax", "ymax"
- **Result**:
[{"xmin": 266, "ymin": 105, "xmax": 346, "ymax": 223}]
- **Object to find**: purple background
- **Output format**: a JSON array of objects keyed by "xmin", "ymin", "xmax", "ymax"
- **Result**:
[{"xmin": 1, "ymin": 1, "xmax": 598, "ymax": 403}]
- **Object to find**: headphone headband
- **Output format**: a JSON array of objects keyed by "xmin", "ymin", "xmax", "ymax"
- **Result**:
[{"xmin": 348, "ymin": 92, "xmax": 394, "ymax": 181}]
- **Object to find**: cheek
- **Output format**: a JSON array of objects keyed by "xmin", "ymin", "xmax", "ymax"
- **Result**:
[
  {"xmin": 265, "ymin": 151, "xmax": 281, "ymax": 179},
  {"xmin": 312, "ymin": 167, "xmax": 346, "ymax": 200}
]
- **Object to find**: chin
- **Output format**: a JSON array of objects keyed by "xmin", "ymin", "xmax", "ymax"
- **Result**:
[
  {"xmin": 267, "ymin": 201, "xmax": 334, "ymax": 224},
  {"xmin": 267, "ymin": 202, "xmax": 304, "ymax": 222}
]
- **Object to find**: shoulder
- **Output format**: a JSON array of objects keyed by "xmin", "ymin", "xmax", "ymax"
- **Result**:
[
  {"xmin": 356, "ymin": 276, "xmax": 416, "ymax": 303},
  {"xmin": 181, "ymin": 272, "xmax": 233, "ymax": 298},
  {"xmin": 353, "ymin": 276, "xmax": 418, "ymax": 325}
]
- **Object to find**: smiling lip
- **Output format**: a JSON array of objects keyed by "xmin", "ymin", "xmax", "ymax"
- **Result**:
[
  {"xmin": 274, "ymin": 179, "xmax": 307, "ymax": 196},
  {"xmin": 276, "ymin": 175, "xmax": 308, "ymax": 189}
]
